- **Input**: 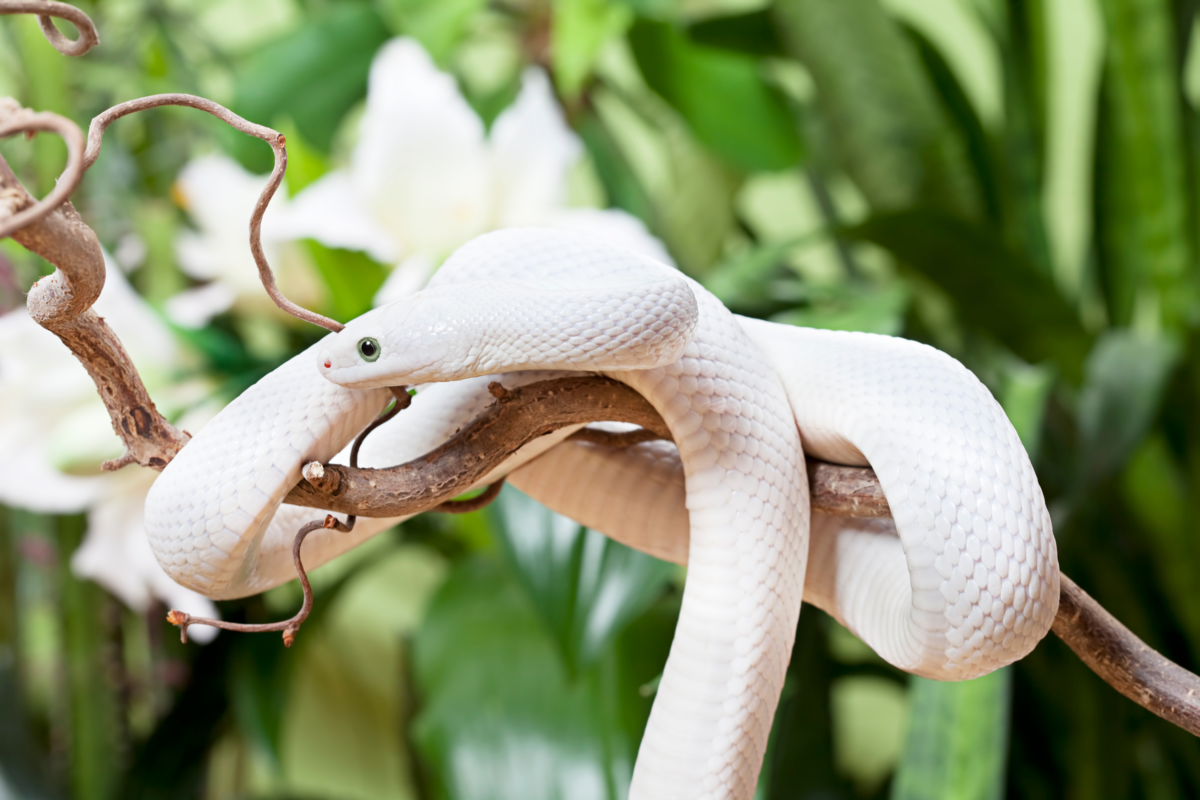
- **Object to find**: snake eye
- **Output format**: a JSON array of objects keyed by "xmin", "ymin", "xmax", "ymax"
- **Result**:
[{"xmin": 357, "ymin": 337, "xmax": 381, "ymax": 362}]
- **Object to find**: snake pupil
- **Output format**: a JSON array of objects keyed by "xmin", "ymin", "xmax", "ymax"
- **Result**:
[{"xmin": 357, "ymin": 337, "xmax": 380, "ymax": 362}]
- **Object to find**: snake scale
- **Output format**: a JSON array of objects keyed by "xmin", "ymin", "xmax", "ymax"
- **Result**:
[{"xmin": 145, "ymin": 227, "xmax": 1058, "ymax": 799}]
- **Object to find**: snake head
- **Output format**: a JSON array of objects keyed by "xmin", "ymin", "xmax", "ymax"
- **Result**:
[{"xmin": 317, "ymin": 296, "xmax": 451, "ymax": 388}]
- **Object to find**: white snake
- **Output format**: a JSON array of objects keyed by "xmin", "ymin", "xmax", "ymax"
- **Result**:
[{"xmin": 145, "ymin": 227, "xmax": 1059, "ymax": 799}]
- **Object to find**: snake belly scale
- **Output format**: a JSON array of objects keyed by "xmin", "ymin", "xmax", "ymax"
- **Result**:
[{"xmin": 144, "ymin": 226, "xmax": 1059, "ymax": 799}]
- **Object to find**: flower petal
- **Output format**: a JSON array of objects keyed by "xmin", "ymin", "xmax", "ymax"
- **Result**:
[
  {"xmin": 165, "ymin": 282, "xmax": 237, "ymax": 328},
  {"xmin": 74, "ymin": 469, "xmax": 220, "ymax": 643},
  {"xmin": 373, "ymin": 252, "xmax": 438, "ymax": 306},
  {"xmin": 275, "ymin": 172, "xmax": 400, "ymax": 264},
  {"xmin": 0, "ymin": 264, "xmax": 184, "ymax": 510},
  {"xmin": 490, "ymin": 67, "xmax": 583, "ymax": 227},
  {"xmin": 0, "ymin": 426, "xmax": 102, "ymax": 512},
  {"xmin": 351, "ymin": 38, "xmax": 492, "ymax": 257},
  {"xmin": 175, "ymin": 155, "xmax": 275, "ymax": 281}
]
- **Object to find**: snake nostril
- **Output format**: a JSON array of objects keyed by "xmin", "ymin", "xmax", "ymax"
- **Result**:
[{"xmin": 323, "ymin": 360, "xmax": 331, "ymax": 369}]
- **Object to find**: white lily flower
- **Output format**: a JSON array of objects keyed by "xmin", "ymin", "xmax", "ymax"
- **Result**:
[
  {"xmin": 276, "ymin": 37, "xmax": 672, "ymax": 305},
  {"xmin": 169, "ymin": 154, "xmax": 325, "ymax": 328},
  {"xmin": 0, "ymin": 262, "xmax": 219, "ymax": 637}
]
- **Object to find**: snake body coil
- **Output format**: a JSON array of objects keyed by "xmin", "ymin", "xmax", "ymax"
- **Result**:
[{"xmin": 145, "ymin": 227, "xmax": 1058, "ymax": 799}]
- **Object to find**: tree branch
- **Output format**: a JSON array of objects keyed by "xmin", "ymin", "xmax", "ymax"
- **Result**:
[
  {"xmin": 285, "ymin": 375, "xmax": 1199, "ymax": 736},
  {"xmin": 0, "ymin": 103, "xmax": 189, "ymax": 470},
  {"xmin": 1, "ymin": 90, "xmax": 348, "ymax": 471},
  {"xmin": 284, "ymin": 377, "xmax": 670, "ymax": 516},
  {"xmin": 1054, "ymin": 576, "xmax": 1200, "ymax": 736}
]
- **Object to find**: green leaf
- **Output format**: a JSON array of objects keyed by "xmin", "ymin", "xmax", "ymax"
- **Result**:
[
  {"xmin": 773, "ymin": 282, "xmax": 910, "ymax": 337},
  {"xmin": 0, "ymin": 522, "xmax": 59, "ymax": 800},
  {"xmin": 993, "ymin": 2, "xmax": 1054, "ymax": 276},
  {"xmin": 772, "ymin": 0, "xmax": 979, "ymax": 215},
  {"xmin": 375, "ymin": 0, "xmax": 486, "ymax": 62},
  {"xmin": 275, "ymin": 121, "xmax": 329, "ymax": 197},
  {"xmin": 687, "ymin": 11, "xmax": 785, "ymax": 57},
  {"xmin": 552, "ymin": 0, "xmax": 634, "ymax": 99},
  {"xmin": 833, "ymin": 675, "xmax": 909, "ymax": 794},
  {"xmin": 412, "ymin": 556, "xmax": 674, "ymax": 800},
  {"xmin": 121, "ymin": 633, "xmax": 234, "ymax": 799},
  {"xmin": 844, "ymin": 209, "xmax": 1092, "ymax": 381},
  {"xmin": 891, "ymin": 668, "xmax": 1011, "ymax": 800},
  {"xmin": 1094, "ymin": 0, "xmax": 1193, "ymax": 328},
  {"xmin": 705, "ymin": 237, "xmax": 809, "ymax": 318},
  {"xmin": 590, "ymin": 85, "xmax": 739, "ymax": 274},
  {"xmin": 305, "ymin": 240, "xmax": 389, "ymax": 324},
  {"xmin": 1120, "ymin": 433, "xmax": 1200, "ymax": 652},
  {"xmin": 231, "ymin": 4, "xmax": 390, "ymax": 170},
  {"xmin": 998, "ymin": 363, "xmax": 1056, "ymax": 462},
  {"xmin": 489, "ymin": 488, "xmax": 674, "ymax": 674},
  {"xmin": 227, "ymin": 635, "xmax": 290, "ymax": 775},
  {"xmin": 577, "ymin": 110, "xmax": 656, "ymax": 225},
  {"xmin": 628, "ymin": 19, "xmax": 804, "ymax": 172},
  {"xmin": 1076, "ymin": 330, "xmax": 1180, "ymax": 487},
  {"xmin": 278, "ymin": 546, "xmax": 445, "ymax": 800},
  {"xmin": 11, "ymin": 15, "xmax": 69, "ymax": 197},
  {"xmin": 902, "ymin": 25, "xmax": 1002, "ymax": 225}
]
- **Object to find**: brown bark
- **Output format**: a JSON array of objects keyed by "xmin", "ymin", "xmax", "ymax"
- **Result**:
[
  {"xmin": 284, "ymin": 377, "xmax": 1198, "ymax": 738},
  {"xmin": 1054, "ymin": 575, "xmax": 1200, "ymax": 736},
  {"xmin": 283, "ymin": 376, "xmax": 894, "ymax": 521},
  {"xmin": 0, "ymin": 105, "xmax": 190, "ymax": 470},
  {"xmin": 284, "ymin": 377, "xmax": 670, "ymax": 516}
]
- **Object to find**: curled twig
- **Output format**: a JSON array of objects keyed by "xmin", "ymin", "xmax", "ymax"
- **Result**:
[
  {"xmin": 1, "ymin": 91, "xmax": 352, "ymax": 472},
  {"xmin": 168, "ymin": 394, "xmax": 408, "ymax": 645},
  {"xmin": 0, "ymin": 100, "xmax": 87, "ymax": 240},
  {"xmin": 167, "ymin": 514, "xmax": 350, "ymax": 646},
  {"xmin": 84, "ymin": 94, "xmax": 344, "ymax": 333},
  {"xmin": 0, "ymin": 1, "xmax": 99, "ymax": 56},
  {"xmin": 0, "ymin": 101, "xmax": 188, "ymax": 471}
]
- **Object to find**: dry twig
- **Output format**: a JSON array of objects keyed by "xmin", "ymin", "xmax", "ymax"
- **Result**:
[
  {"xmin": 0, "ymin": 102, "xmax": 189, "ymax": 470},
  {"xmin": 284, "ymin": 376, "xmax": 1199, "ymax": 736},
  {"xmin": 0, "ymin": 100, "xmax": 86, "ymax": 240},
  {"xmin": 84, "ymin": 94, "xmax": 343, "ymax": 332},
  {"xmin": 166, "ymin": 514, "xmax": 349, "ymax": 646},
  {"xmin": 0, "ymin": 89, "xmax": 347, "ymax": 470},
  {"xmin": 285, "ymin": 377, "xmax": 669, "ymax": 517},
  {"xmin": 0, "ymin": 0, "xmax": 99, "ymax": 56},
  {"xmin": 1054, "ymin": 576, "xmax": 1200, "ymax": 736},
  {"xmin": 284, "ymin": 376, "xmax": 892, "ymax": 520}
]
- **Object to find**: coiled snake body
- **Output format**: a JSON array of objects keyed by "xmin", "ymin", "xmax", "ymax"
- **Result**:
[{"xmin": 145, "ymin": 227, "xmax": 1058, "ymax": 799}]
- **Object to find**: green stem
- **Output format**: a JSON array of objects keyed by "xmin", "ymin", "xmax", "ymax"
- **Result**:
[{"xmin": 56, "ymin": 513, "xmax": 121, "ymax": 800}]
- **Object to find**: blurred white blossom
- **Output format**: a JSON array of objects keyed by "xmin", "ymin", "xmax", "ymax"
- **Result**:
[
  {"xmin": 0, "ymin": 262, "xmax": 220, "ymax": 637},
  {"xmin": 168, "ymin": 154, "xmax": 325, "ymax": 328},
  {"xmin": 275, "ymin": 37, "xmax": 673, "ymax": 305}
]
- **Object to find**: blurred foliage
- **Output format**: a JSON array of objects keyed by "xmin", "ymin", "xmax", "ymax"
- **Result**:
[{"xmin": 3, "ymin": 0, "xmax": 1200, "ymax": 798}]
